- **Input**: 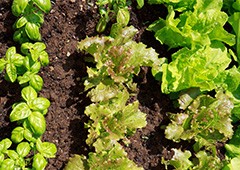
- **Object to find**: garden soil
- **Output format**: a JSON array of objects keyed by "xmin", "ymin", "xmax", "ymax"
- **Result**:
[{"xmin": 1, "ymin": 0, "xmax": 193, "ymax": 169}]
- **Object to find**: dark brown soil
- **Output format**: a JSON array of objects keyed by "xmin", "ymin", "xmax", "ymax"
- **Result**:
[{"xmin": 0, "ymin": 1, "xmax": 180, "ymax": 169}]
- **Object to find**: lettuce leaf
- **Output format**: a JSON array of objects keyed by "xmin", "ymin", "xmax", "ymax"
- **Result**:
[
  {"xmin": 148, "ymin": 0, "xmax": 235, "ymax": 49},
  {"xmin": 161, "ymin": 43, "xmax": 231, "ymax": 93},
  {"xmin": 228, "ymin": 12, "xmax": 240, "ymax": 62},
  {"xmin": 88, "ymin": 141, "xmax": 143, "ymax": 170},
  {"xmin": 161, "ymin": 148, "xmax": 193, "ymax": 170},
  {"xmin": 148, "ymin": 0, "xmax": 196, "ymax": 12},
  {"xmin": 165, "ymin": 91, "xmax": 234, "ymax": 153},
  {"xmin": 79, "ymin": 26, "xmax": 160, "ymax": 89},
  {"xmin": 85, "ymin": 85, "xmax": 146, "ymax": 145}
]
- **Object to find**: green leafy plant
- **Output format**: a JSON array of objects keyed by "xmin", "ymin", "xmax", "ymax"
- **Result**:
[
  {"xmin": 0, "ymin": 138, "xmax": 56, "ymax": 170},
  {"xmin": 12, "ymin": 0, "xmax": 51, "ymax": 43},
  {"xmin": 165, "ymin": 91, "xmax": 234, "ymax": 154},
  {"xmin": 145, "ymin": 0, "xmax": 240, "ymax": 169},
  {"xmin": 10, "ymin": 86, "xmax": 50, "ymax": 136},
  {"xmin": 0, "ymin": 0, "xmax": 56, "ymax": 169},
  {"xmin": 148, "ymin": 0, "xmax": 235, "ymax": 49},
  {"xmin": 64, "ymin": 26, "xmax": 162, "ymax": 169},
  {"xmin": 0, "ymin": 42, "xmax": 49, "ymax": 91},
  {"xmin": 0, "ymin": 47, "xmax": 25, "ymax": 82},
  {"xmin": 96, "ymin": 0, "xmax": 131, "ymax": 32}
]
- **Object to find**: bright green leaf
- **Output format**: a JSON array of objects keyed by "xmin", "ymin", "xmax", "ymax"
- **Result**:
[
  {"xmin": 6, "ymin": 150, "xmax": 18, "ymax": 160},
  {"xmin": 228, "ymin": 12, "xmax": 240, "ymax": 62},
  {"xmin": 36, "ymin": 139, "xmax": 57, "ymax": 158},
  {"xmin": 39, "ymin": 51, "xmax": 49, "ymax": 66},
  {"xmin": 16, "ymin": 142, "xmax": 31, "ymax": 157},
  {"xmin": 223, "ymin": 157, "xmax": 240, "ymax": 170},
  {"xmin": 30, "ymin": 97, "xmax": 50, "ymax": 111},
  {"xmin": 21, "ymin": 86, "xmax": 38, "ymax": 103},
  {"xmin": 11, "ymin": 0, "xmax": 28, "ymax": 16},
  {"xmin": 32, "ymin": 153, "xmax": 48, "ymax": 170},
  {"xmin": 11, "ymin": 127, "xmax": 25, "ymax": 143},
  {"xmin": 27, "ymin": 111, "xmax": 46, "ymax": 136},
  {"xmin": 32, "ymin": 0, "xmax": 52, "ymax": 13},
  {"xmin": 0, "ymin": 58, "xmax": 7, "ymax": 73},
  {"xmin": 25, "ymin": 22, "xmax": 41, "ymax": 41},
  {"xmin": 30, "ymin": 75, "xmax": 43, "ymax": 91},
  {"xmin": 6, "ymin": 63, "xmax": 17, "ymax": 82},
  {"xmin": 10, "ymin": 102, "xmax": 31, "ymax": 122},
  {"xmin": 0, "ymin": 138, "xmax": 12, "ymax": 153},
  {"xmin": 0, "ymin": 158, "xmax": 15, "ymax": 170},
  {"xmin": 117, "ymin": 8, "xmax": 130, "ymax": 26},
  {"xmin": 15, "ymin": 16, "xmax": 28, "ymax": 29}
]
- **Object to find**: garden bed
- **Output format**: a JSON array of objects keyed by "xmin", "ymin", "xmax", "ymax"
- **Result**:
[
  {"xmin": 0, "ymin": 0, "xmax": 177, "ymax": 169},
  {"xmin": 1, "ymin": 0, "xmax": 239, "ymax": 170}
]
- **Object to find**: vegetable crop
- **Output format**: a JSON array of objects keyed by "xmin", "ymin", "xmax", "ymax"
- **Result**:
[
  {"xmin": 96, "ymin": 0, "xmax": 131, "ymax": 33},
  {"xmin": 147, "ymin": 0, "xmax": 240, "ymax": 169},
  {"xmin": 12, "ymin": 0, "xmax": 51, "ymax": 43},
  {"xmin": 0, "ymin": 0, "xmax": 56, "ymax": 169},
  {"xmin": 65, "ymin": 25, "xmax": 163, "ymax": 169}
]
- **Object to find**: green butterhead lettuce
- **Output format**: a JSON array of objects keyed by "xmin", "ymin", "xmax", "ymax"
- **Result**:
[
  {"xmin": 161, "ymin": 43, "xmax": 231, "ymax": 93},
  {"xmin": 148, "ymin": 0, "xmax": 235, "ymax": 49}
]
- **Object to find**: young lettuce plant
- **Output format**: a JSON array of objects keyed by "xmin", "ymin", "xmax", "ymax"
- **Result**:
[
  {"xmin": 64, "ymin": 26, "xmax": 162, "ymax": 169},
  {"xmin": 79, "ymin": 26, "xmax": 163, "ymax": 90},
  {"xmin": 161, "ymin": 90, "xmax": 233, "ymax": 169},
  {"xmin": 12, "ymin": 0, "xmax": 51, "ymax": 43}
]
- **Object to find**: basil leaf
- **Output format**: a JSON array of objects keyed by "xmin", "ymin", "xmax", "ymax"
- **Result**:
[
  {"xmin": 33, "ymin": 42, "xmax": 46, "ymax": 52},
  {"xmin": 6, "ymin": 47, "xmax": 16, "ymax": 61},
  {"xmin": 36, "ymin": 139, "xmax": 57, "ymax": 158},
  {"xmin": 18, "ymin": 72, "xmax": 31, "ymax": 85},
  {"xmin": 25, "ymin": 22, "xmax": 41, "ymax": 41},
  {"xmin": 0, "ymin": 58, "xmax": 7, "ymax": 73},
  {"xmin": 21, "ymin": 86, "xmax": 38, "ymax": 103},
  {"xmin": 30, "ymin": 97, "xmax": 50, "ymax": 111},
  {"xmin": 11, "ymin": 0, "xmax": 28, "ymax": 17},
  {"xmin": 32, "ymin": 0, "xmax": 52, "ymax": 13},
  {"xmin": 0, "ymin": 139, "xmax": 12, "ymax": 153},
  {"xmin": 12, "ymin": 53, "xmax": 24, "ymax": 67},
  {"xmin": 136, "ymin": 0, "xmax": 144, "ymax": 9},
  {"xmin": 116, "ymin": 8, "xmax": 130, "ymax": 26},
  {"xmin": 10, "ymin": 102, "xmax": 31, "ymax": 122},
  {"xmin": 27, "ymin": 111, "xmax": 46, "ymax": 136},
  {"xmin": 6, "ymin": 150, "xmax": 18, "ymax": 160},
  {"xmin": 39, "ymin": 51, "xmax": 49, "ymax": 66},
  {"xmin": 6, "ymin": 63, "xmax": 17, "ymax": 82},
  {"xmin": 30, "ymin": 62, "xmax": 41, "ymax": 73},
  {"xmin": 30, "ymin": 75, "xmax": 43, "ymax": 91},
  {"xmin": 15, "ymin": 16, "xmax": 28, "ymax": 29},
  {"xmin": 0, "ymin": 159, "xmax": 15, "ymax": 170},
  {"xmin": 23, "ymin": 128, "xmax": 36, "ymax": 143},
  {"xmin": 17, "ymin": 142, "xmax": 31, "ymax": 157},
  {"xmin": 32, "ymin": 153, "xmax": 48, "ymax": 170},
  {"xmin": 11, "ymin": 127, "xmax": 24, "ymax": 143},
  {"xmin": 21, "ymin": 42, "xmax": 33, "ymax": 55}
]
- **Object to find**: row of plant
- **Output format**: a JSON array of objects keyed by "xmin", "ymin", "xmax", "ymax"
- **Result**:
[
  {"xmin": 146, "ymin": 0, "xmax": 240, "ymax": 169},
  {"xmin": 0, "ymin": 0, "xmax": 56, "ymax": 169},
  {"xmin": 64, "ymin": 22, "xmax": 164, "ymax": 169},
  {"xmin": 65, "ymin": 0, "xmax": 240, "ymax": 169}
]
